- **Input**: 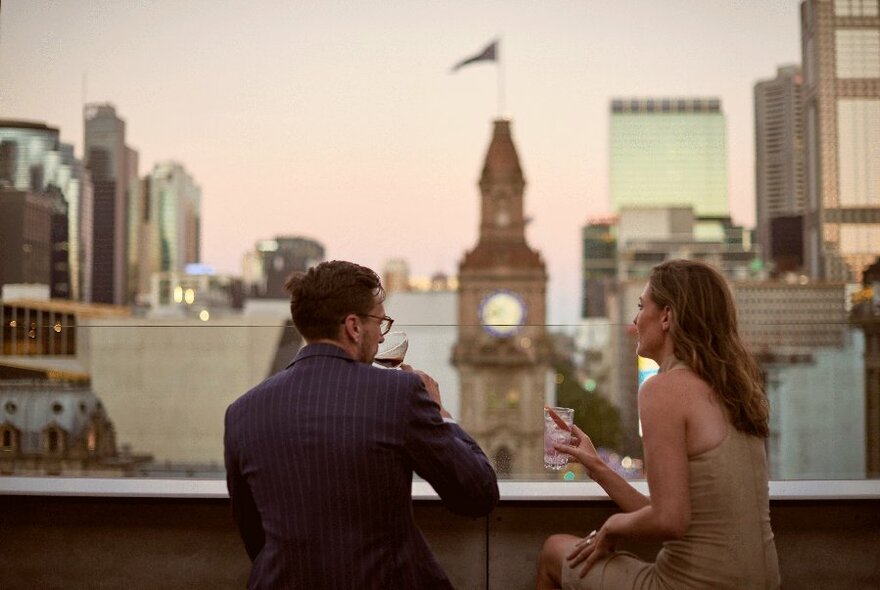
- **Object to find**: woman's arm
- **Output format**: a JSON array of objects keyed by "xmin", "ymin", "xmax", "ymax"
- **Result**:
[
  {"xmin": 607, "ymin": 374, "xmax": 691, "ymax": 540},
  {"xmin": 554, "ymin": 425, "xmax": 649, "ymax": 513}
]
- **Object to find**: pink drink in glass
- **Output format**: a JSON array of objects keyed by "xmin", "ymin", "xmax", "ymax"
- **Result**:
[{"xmin": 543, "ymin": 407, "xmax": 574, "ymax": 470}]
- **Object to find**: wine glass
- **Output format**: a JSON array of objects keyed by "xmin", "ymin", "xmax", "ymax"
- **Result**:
[{"xmin": 373, "ymin": 331, "xmax": 408, "ymax": 368}]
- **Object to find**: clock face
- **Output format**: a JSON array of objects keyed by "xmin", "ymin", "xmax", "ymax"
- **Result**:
[{"xmin": 479, "ymin": 290, "xmax": 526, "ymax": 336}]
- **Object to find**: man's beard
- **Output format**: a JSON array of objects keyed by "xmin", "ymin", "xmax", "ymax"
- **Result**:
[{"xmin": 359, "ymin": 338, "xmax": 375, "ymax": 364}]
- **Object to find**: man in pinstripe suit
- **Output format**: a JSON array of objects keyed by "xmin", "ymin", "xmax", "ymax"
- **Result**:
[{"xmin": 224, "ymin": 260, "xmax": 499, "ymax": 589}]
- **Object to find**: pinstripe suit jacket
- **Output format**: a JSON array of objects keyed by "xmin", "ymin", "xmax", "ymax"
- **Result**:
[{"xmin": 224, "ymin": 342, "xmax": 499, "ymax": 589}]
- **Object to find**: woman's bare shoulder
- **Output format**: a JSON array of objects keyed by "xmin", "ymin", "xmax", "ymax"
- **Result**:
[
  {"xmin": 638, "ymin": 372, "xmax": 690, "ymax": 415},
  {"xmin": 639, "ymin": 368, "xmax": 714, "ymax": 408}
]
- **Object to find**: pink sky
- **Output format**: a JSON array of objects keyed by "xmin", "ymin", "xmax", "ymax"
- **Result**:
[{"xmin": 0, "ymin": 1, "xmax": 803, "ymax": 323}]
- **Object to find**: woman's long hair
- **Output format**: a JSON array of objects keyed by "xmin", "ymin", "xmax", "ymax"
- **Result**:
[{"xmin": 649, "ymin": 259, "xmax": 769, "ymax": 438}]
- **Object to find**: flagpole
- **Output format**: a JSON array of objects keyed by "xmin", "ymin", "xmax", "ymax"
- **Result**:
[{"xmin": 497, "ymin": 37, "xmax": 504, "ymax": 118}]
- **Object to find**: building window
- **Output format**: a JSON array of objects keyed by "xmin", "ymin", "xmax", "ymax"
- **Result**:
[
  {"xmin": 835, "ymin": 30, "xmax": 880, "ymax": 78},
  {"xmin": 1, "ymin": 427, "xmax": 15, "ymax": 450},
  {"xmin": 87, "ymin": 428, "xmax": 98, "ymax": 453},
  {"xmin": 840, "ymin": 224, "xmax": 880, "ymax": 254},
  {"xmin": 44, "ymin": 427, "xmax": 65, "ymax": 455},
  {"xmin": 48, "ymin": 430, "xmax": 59, "ymax": 452},
  {"xmin": 835, "ymin": 0, "xmax": 879, "ymax": 17},
  {"xmin": 836, "ymin": 100, "xmax": 880, "ymax": 206}
]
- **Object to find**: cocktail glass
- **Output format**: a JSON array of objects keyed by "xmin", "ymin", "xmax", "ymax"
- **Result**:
[{"xmin": 544, "ymin": 407, "xmax": 574, "ymax": 470}]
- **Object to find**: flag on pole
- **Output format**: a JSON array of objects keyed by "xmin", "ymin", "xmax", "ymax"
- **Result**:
[{"xmin": 451, "ymin": 40, "xmax": 498, "ymax": 72}]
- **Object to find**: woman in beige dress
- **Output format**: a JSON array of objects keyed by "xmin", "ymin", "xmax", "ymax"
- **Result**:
[{"xmin": 537, "ymin": 259, "xmax": 780, "ymax": 589}]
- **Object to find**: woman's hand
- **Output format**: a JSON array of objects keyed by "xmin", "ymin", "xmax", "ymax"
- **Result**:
[
  {"xmin": 554, "ymin": 424, "xmax": 603, "ymax": 477},
  {"xmin": 566, "ymin": 519, "xmax": 618, "ymax": 578}
]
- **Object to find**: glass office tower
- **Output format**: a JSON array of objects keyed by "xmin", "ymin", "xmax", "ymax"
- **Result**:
[
  {"xmin": 609, "ymin": 97, "xmax": 728, "ymax": 217},
  {"xmin": 146, "ymin": 161, "xmax": 202, "ymax": 275},
  {"xmin": 0, "ymin": 120, "xmax": 92, "ymax": 301}
]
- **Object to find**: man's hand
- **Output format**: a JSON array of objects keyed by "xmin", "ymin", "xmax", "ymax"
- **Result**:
[{"xmin": 403, "ymin": 365, "xmax": 452, "ymax": 419}]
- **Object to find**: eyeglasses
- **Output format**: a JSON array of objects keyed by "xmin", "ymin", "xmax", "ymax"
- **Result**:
[{"xmin": 359, "ymin": 314, "xmax": 394, "ymax": 335}]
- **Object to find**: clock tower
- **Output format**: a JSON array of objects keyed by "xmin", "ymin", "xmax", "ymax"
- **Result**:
[{"xmin": 453, "ymin": 119, "xmax": 552, "ymax": 476}]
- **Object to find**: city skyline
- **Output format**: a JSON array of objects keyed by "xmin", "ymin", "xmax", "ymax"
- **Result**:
[{"xmin": 0, "ymin": 1, "xmax": 803, "ymax": 322}]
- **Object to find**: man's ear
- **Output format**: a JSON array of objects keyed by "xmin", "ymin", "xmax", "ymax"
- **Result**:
[{"xmin": 341, "ymin": 314, "xmax": 361, "ymax": 343}]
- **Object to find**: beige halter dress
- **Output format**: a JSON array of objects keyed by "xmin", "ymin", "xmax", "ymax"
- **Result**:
[{"xmin": 562, "ymin": 425, "xmax": 780, "ymax": 589}]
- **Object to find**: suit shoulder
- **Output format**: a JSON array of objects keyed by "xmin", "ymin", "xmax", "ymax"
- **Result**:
[
  {"xmin": 368, "ymin": 364, "xmax": 423, "ymax": 388},
  {"xmin": 227, "ymin": 368, "xmax": 289, "ymax": 414}
]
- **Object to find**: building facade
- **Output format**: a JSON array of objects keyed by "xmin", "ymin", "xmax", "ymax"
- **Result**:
[
  {"xmin": 382, "ymin": 258, "xmax": 411, "ymax": 294},
  {"xmin": 754, "ymin": 65, "xmax": 807, "ymax": 272},
  {"xmin": 0, "ymin": 120, "xmax": 93, "ymax": 301},
  {"xmin": 0, "ymin": 190, "xmax": 55, "ymax": 291},
  {"xmin": 0, "ymin": 120, "xmax": 60, "ymax": 190},
  {"xmin": 0, "ymin": 300, "xmax": 149, "ymax": 475},
  {"xmin": 609, "ymin": 97, "xmax": 728, "ymax": 217},
  {"xmin": 84, "ymin": 104, "xmax": 137, "ymax": 305},
  {"xmin": 801, "ymin": 0, "xmax": 880, "ymax": 281},
  {"xmin": 736, "ymin": 281, "xmax": 861, "ymax": 479},
  {"xmin": 243, "ymin": 236, "xmax": 324, "ymax": 299},
  {"xmin": 615, "ymin": 206, "xmax": 759, "ymax": 282},
  {"xmin": 580, "ymin": 219, "xmax": 617, "ymax": 318},
  {"xmin": 140, "ymin": 161, "xmax": 202, "ymax": 299},
  {"xmin": 0, "ymin": 381, "xmax": 149, "ymax": 476},
  {"xmin": 452, "ymin": 119, "xmax": 552, "ymax": 477}
]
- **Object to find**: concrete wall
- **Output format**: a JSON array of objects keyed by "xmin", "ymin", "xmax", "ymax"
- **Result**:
[
  {"xmin": 84, "ymin": 318, "xmax": 286, "ymax": 464},
  {"xmin": 1, "ymin": 496, "xmax": 878, "ymax": 589}
]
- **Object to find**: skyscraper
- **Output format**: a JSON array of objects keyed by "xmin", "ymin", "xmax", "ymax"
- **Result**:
[
  {"xmin": 754, "ymin": 65, "xmax": 806, "ymax": 272},
  {"xmin": 84, "ymin": 104, "xmax": 136, "ymax": 305},
  {"xmin": 580, "ymin": 219, "xmax": 616, "ymax": 318},
  {"xmin": 0, "ymin": 120, "xmax": 89, "ymax": 300},
  {"xmin": 801, "ymin": 0, "xmax": 880, "ymax": 282},
  {"xmin": 143, "ymin": 161, "xmax": 201, "ymax": 280},
  {"xmin": 609, "ymin": 98, "xmax": 728, "ymax": 217}
]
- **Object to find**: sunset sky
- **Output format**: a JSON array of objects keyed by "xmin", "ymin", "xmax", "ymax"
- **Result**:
[{"xmin": 0, "ymin": 0, "xmax": 803, "ymax": 323}]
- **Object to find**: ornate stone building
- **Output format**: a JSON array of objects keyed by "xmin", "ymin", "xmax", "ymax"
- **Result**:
[
  {"xmin": 453, "ymin": 119, "xmax": 552, "ymax": 477},
  {"xmin": 0, "ymin": 380, "xmax": 149, "ymax": 476}
]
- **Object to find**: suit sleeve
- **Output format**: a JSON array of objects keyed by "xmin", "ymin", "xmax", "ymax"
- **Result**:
[
  {"xmin": 402, "ymin": 377, "xmax": 499, "ymax": 517},
  {"xmin": 224, "ymin": 406, "xmax": 265, "ymax": 560}
]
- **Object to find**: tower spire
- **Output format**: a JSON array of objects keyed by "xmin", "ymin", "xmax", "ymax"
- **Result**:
[{"xmin": 461, "ymin": 119, "xmax": 543, "ymax": 270}]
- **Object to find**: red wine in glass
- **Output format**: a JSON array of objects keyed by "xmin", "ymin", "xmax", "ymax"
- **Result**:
[{"xmin": 374, "ymin": 331, "xmax": 408, "ymax": 369}]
